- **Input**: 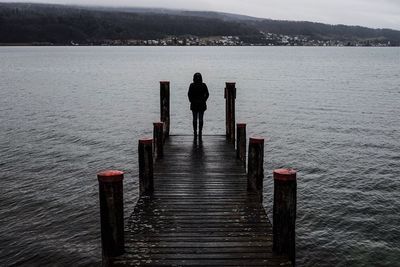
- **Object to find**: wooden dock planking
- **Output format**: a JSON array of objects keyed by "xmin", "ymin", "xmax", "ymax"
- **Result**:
[{"xmin": 111, "ymin": 135, "xmax": 291, "ymax": 266}]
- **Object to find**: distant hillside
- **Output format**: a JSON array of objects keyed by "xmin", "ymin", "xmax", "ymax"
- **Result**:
[
  {"xmin": 0, "ymin": 3, "xmax": 260, "ymax": 44},
  {"xmin": 249, "ymin": 20, "xmax": 400, "ymax": 44},
  {"xmin": 1, "ymin": 3, "xmax": 399, "ymax": 46}
]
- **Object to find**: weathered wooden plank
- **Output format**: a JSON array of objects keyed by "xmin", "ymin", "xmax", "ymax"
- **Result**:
[
  {"xmin": 113, "ymin": 258, "xmax": 291, "ymax": 266},
  {"xmin": 125, "ymin": 228, "xmax": 273, "ymax": 234},
  {"xmin": 117, "ymin": 252, "xmax": 281, "ymax": 260},
  {"xmin": 127, "ymin": 232, "xmax": 272, "ymax": 237}
]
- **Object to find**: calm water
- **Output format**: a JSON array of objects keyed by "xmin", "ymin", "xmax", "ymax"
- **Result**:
[{"xmin": 0, "ymin": 47, "xmax": 399, "ymax": 266}]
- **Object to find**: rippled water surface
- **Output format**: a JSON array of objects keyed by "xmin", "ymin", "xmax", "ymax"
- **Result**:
[{"xmin": 0, "ymin": 47, "xmax": 399, "ymax": 266}]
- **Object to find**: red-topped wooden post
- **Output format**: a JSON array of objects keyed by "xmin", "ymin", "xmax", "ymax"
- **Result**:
[
  {"xmin": 139, "ymin": 138, "xmax": 154, "ymax": 196},
  {"xmin": 273, "ymin": 168, "xmax": 297, "ymax": 265},
  {"xmin": 153, "ymin": 122, "xmax": 164, "ymax": 159},
  {"xmin": 236, "ymin": 123, "xmax": 246, "ymax": 168},
  {"xmin": 247, "ymin": 137, "xmax": 264, "ymax": 202},
  {"xmin": 97, "ymin": 170, "xmax": 125, "ymax": 263},
  {"xmin": 225, "ymin": 82, "xmax": 236, "ymax": 143},
  {"xmin": 160, "ymin": 81, "xmax": 170, "ymax": 138}
]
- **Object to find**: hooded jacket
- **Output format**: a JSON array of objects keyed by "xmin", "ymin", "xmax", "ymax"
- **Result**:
[{"xmin": 188, "ymin": 73, "xmax": 209, "ymax": 112}]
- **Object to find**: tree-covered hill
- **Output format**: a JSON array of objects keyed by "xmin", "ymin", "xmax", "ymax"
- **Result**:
[
  {"xmin": 0, "ymin": 3, "xmax": 260, "ymax": 44},
  {"xmin": 249, "ymin": 19, "xmax": 400, "ymax": 44},
  {"xmin": 1, "ymin": 3, "xmax": 399, "ymax": 45}
]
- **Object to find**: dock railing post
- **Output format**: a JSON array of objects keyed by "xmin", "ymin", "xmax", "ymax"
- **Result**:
[
  {"xmin": 139, "ymin": 138, "xmax": 154, "ymax": 196},
  {"xmin": 153, "ymin": 122, "xmax": 164, "ymax": 159},
  {"xmin": 160, "ymin": 81, "xmax": 170, "ymax": 139},
  {"xmin": 247, "ymin": 137, "xmax": 264, "ymax": 202},
  {"xmin": 236, "ymin": 123, "xmax": 246, "ymax": 169},
  {"xmin": 97, "ymin": 170, "xmax": 125, "ymax": 264},
  {"xmin": 273, "ymin": 168, "xmax": 297, "ymax": 265},
  {"xmin": 225, "ymin": 82, "xmax": 236, "ymax": 143}
]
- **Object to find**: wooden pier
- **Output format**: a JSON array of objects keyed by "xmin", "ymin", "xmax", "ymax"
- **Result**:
[{"xmin": 97, "ymin": 82, "xmax": 297, "ymax": 266}]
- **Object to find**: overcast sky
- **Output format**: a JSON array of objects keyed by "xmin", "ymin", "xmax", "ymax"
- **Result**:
[{"xmin": 2, "ymin": 0, "xmax": 400, "ymax": 30}]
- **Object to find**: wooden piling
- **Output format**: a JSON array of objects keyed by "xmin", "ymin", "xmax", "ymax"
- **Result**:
[
  {"xmin": 225, "ymin": 82, "xmax": 236, "ymax": 143},
  {"xmin": 160, "ymin": 81, "xmax": 170, "ymax": 138},
  {"xmin": 273, "ymin": 168, "xmax": 297, "ymax": 265},
  {"xmin": 138, "ymin": 138, "xmax": 154, "ymax": 196},
  {"xmin": 247, "ymin": 137, "xmax": 264, "ymax": 202},
  {"xmin": 97, "ymin": 170, "xmax": 125, "ymax": 263},
  {"xmin": 153, "ymin": 122, "xmax": 164, "ymax": 159},
  {"xmin": 236, "ymin": 123, "xmax": 246, "ymax": 168}
]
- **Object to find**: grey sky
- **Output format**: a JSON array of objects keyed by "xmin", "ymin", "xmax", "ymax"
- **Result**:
[{"xmin": 2, "ymin": 0, "xmax": 400, "ymax": 30}]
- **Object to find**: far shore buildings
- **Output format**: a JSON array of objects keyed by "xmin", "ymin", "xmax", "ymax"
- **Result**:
[
  {"xmin": 37, "ymin": 33, "xmax": 393, "ymax": 47},
  {"xmin": 97, "ymin": 33, "xmax": 393, "ymax": 47}
]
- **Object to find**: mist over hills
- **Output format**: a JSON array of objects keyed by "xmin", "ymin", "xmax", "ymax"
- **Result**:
[{"xmin": 1, "ymin": 3, "xmax": 399, "ymax": 46}]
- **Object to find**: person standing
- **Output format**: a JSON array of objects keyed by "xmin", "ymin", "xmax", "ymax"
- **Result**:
[{"xmin": 188, "ymin": 72, "xmax": 209, "ymax": 138}]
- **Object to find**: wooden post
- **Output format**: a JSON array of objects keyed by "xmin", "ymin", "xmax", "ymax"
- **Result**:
[
  {"xmin": 160, "ymin": 81, "xmax": 170, "ymax": 138},
  {"xmin": 247, "ymin": 137, "xmax": 264, "ymax": 202},
  {"xmin": 97, "ymin": 170, "xmax": 125, "ymax": 263},
  {"xmin": 273, "ymin": 168, "xmax": 297, "ymax": 265},
  {"xmin": 236, "ymin": 123, "xmax": 246, "ymax": 168},
  {"xmin": 139, "ymin": 138, "xmax": 154, "ymax": 196},
  {"xmin": 153, "ymin": 122, "xmax": 164, "ymax": 159},
  {"xmin": 225, "ymin": 82, "xmax": 236, "ymax": 143}
]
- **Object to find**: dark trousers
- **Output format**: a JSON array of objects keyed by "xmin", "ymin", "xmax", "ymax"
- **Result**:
[{"xmin": 192, "ymin": 111, "xmax": 204, "ymax": 133}]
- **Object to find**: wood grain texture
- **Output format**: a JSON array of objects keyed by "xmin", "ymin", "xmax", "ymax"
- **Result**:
[{"xmin": 111, "ymin": 135, "xmax": 291, "ymax": 266}]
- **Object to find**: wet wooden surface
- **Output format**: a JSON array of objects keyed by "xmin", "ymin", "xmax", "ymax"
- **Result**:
[{"xmin": 112, "ymin": 135, "xmax": 291, "ymax": 266}]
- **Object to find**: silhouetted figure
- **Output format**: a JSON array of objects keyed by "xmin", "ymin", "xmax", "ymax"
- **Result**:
[{"xmin": 188, "ymin": 72, "xmax": 209, "ymax": 138}]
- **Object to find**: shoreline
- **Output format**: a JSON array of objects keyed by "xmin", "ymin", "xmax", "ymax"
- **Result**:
[{"xmin": 0, "ymin": 44, "xmax": 398, "ymax": 47}]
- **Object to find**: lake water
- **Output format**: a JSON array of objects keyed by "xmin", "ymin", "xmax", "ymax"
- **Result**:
[{"xmin": 0, "ymin": 46, "xmax": 399, "ymax": 266}]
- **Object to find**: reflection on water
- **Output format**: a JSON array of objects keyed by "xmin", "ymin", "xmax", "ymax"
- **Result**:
[{"xmin": 0, "ymin": 47, "xmax": 399, "ymax": 266}]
